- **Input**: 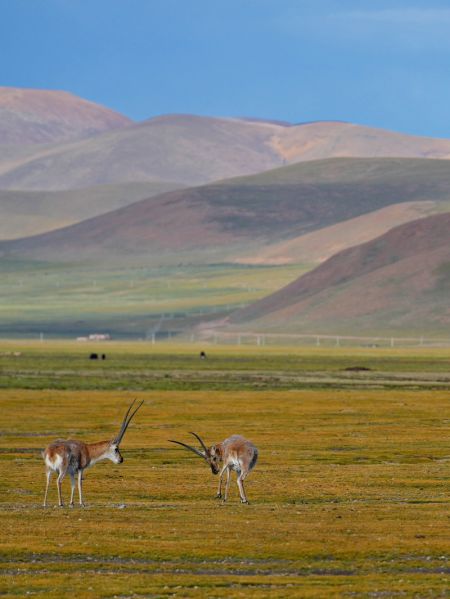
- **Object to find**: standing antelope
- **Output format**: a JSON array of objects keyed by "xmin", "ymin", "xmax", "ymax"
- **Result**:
[
  {"xmin": 169, "ymin": 433, "xmax": 258, "ymax": 503},
  {"xmin": 42, "ymin": 399, "xmax": 143, "ymax": 508}
]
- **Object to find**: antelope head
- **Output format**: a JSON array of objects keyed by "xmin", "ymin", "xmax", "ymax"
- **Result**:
[
  {"xmin": 169, "ymin": 432, "xmax": 222, "ymax": 475},
  {"xmin": 110, "ymin": 399, "xmax": 144, "ymax": 463}
]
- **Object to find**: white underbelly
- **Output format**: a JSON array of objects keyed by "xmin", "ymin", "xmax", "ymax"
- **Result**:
[
  {"xmin": 230, "ymin": 458, "xmax": 242, "ymax": 472},
  {"xmin": 45, "ymin": 454, "xmax": 63, "ymax": 472}
]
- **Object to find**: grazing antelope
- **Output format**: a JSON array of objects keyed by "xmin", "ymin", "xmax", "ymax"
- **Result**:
[
  {"xmin": 42, "ymin": 399, "xmax": 143, "ymax": 508},
  {"xmin": 169, "ymin": 433, "xmax": 258, "ymax": 503}
]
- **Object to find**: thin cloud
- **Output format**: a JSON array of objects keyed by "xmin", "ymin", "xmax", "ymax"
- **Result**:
[
  {"xmin": 277, "ymin": 6, "xmax": 450, "ymax": 34},
  {"xmin": 340, "ymin": 8, "xmax": 450, "ymax": 25},
  {"xmin": 326, "ymin": 7, "xmax": 450, "ymax": 52},
  {"xmin": 273, "ymin": 6, "xmax": 450, "ymax": 52}
]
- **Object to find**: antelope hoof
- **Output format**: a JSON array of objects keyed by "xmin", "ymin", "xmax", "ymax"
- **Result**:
[
  {"xmin": 69, "ymin": 503, "xmax": 74, "ymax": 508},
  {"xmin": 241, "ymin": 499, "xmax": 249, "ymax": 504},
  {"xmin": 215, "ymin": 493, "xmax": 222, "ymax": 499}
]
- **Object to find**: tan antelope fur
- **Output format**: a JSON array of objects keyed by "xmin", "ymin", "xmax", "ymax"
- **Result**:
[
  {"xmin": 169, "ymin": 433, "xmax": 258, "ymax": 503},
  {"xmin": 42, "ymin": 399, "xmax": 143, "ymax": 507}
]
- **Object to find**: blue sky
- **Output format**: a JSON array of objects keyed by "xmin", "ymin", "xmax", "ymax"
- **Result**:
[{"xmin": 2, "ymin": 0, "xmax": 450, "ymax": 137}]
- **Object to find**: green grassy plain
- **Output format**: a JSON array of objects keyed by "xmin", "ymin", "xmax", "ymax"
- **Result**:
[
  {"xmin": 0, "ymin": 342, "xmax": 449, "ymax": 597},
  {"xmin": 0, "ymin": 261, "xmax": 306, "ymax": 338}
]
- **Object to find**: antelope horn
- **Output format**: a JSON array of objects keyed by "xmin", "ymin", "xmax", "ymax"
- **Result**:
[
  {"xmin": 168, "ymin": 439, "xmax": 207, "ymax": 460},
  {"xmin": 189, "ymin": 431, "xmax": 209, "ymax": 454},
  {"xmin": 114, "ymin": 399, "xmax": 144, "ymax": 445}
]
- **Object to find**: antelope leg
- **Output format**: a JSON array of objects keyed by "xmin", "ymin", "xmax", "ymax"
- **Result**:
[
  {"xmin": 237, "ymin": 473, "xmax": 249, "ymax": 504},
  {"xmin": 56, "ymin": 471, "xmax": 66, "ymax": 507},
  {"xmin": 43, "ymin": 469, "xmax": 51, "ymax": 507},
  {"xmin": 223, "ymin": 468, "xmax": 231, "ymax": 502},
  {"xmin": 216, "ymin": 465, "xmax": 227, "ymax": 498},
  {"xmin": 78, "ymin": 470, "xmax": 85, "ymax": 507}
]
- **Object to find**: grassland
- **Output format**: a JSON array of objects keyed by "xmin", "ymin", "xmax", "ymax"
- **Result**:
[
  {"xmin": 0, "ymin": 261, "xmax": 307, "ymax": 338},
  {"xmin": 0, "ymin": 341, "xmax": 450, "ymax": 392},
  {"xmin": 0, "ymin": 341, "xmax": 449, "ymax": 597}
]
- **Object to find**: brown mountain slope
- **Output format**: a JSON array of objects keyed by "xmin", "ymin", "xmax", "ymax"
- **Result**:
[
  {"xmin": 226, "ymin": 213, "xmax": 450, "ymax": 336},
  {"xmin": 272, "ymin": 121, "xmax": 450, "ymax": 163},
  {"xmin": 0, "ymin": 115, "xmax": 283, "ymax": 190},
  {"xmin": 3, "ymin": 108, "xmax": 450, "ymax": 190},
  {"xmin": 2, "ymin": 157, "xmax": 450, "ymax": 265},
  {"xmin": 234, "ymin": 201, "xmax": 446, "ymax": 265},
  {"xmin": 0, "ymin": 180, "xmax": 184, "ymax": 240},
  {"xmin": 0, "ymin": 87, "xmax": 132, "ymax": 145}
]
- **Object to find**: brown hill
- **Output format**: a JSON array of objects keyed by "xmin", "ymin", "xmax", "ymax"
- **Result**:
[
  {"xmin": 234, "ymin": 201, "xmax": 445, "ymax": 265},
  {"xmin": 272, "ymin": 121, "xmax": 450, "ymax": 163},
  {"xmin": 0, "ymin": 115, "xmax": 283, "ymax": 190},
  {"xmin": 2, "ymin": 157, "xmax": 450, "ymax": 265},
  {"xmin": 0, "ymin": 87, "xmax": 132, "ymax": 145},
  {"xmin": 226, "ymin": 213, "xmax": 450, "ymax": 336},
  {"xmin": 3, "ymin": 108, "xmax": 450, "ymax": 190},
  {"xmin": 0, "ymin": 180, "xmax": 184, "ymax": 240}
]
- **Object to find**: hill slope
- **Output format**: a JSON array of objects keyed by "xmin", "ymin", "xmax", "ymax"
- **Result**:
[
  {"xmin": 3, "ymin": 109, "xmax": 450, "ymax": 190},
  {"xmin": 272, "ymin": 121, "xmax": 450, "ymax": 162},
  {"xmin": 0, "ymin": 180, "xmax": 184, "ymax": 240},
  {"xmin": 226, "ymin": 213, "xmax": 450, "ymax": 336},
  {"xmin": 1, "ymin": 157, "xmax": 450, "ymax": 264},
  {"xmin": 0, "ymin": 115, "xmax": 284, "ymax": 190},
  {"xmin": 233, "ymin": 201, "xmax": 445, "ymax": 265},
  {"xmin": 0, "ymin": 87, "xmax": 132, "ymax": 145}
]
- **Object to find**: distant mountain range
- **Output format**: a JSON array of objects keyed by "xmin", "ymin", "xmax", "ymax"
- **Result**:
[
  {"xmin": 3, "ymin": 87, "xmax": 450, "ymax": 192},
  {"xmin": 0, "ymin": 158, "xmax": 450, "ymax": 274},
  {"xmin": 1, "ymin": 87, "xmax": 450, "ymax": 337},
  {"xmin": 225, "ymin": 213, "xmax": 450, "ymax": 336},
  {"xmin": 2, "ymin": 157, "xmax": 450, "ymax": 266}
]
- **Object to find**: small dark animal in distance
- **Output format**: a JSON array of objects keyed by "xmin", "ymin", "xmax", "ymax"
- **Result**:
[
  {"xmin": 89, "ymin": 353, "xmax": 98, "ymax": 360},
  {"xmin": 344, "ymin": 366, "xmax": 372, "ymax": 372},
  {"xmin": 200, "ymin": 351, "xmax": 206, "ymax": 359}
]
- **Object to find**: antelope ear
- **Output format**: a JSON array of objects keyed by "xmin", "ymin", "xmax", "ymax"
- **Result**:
[{"xmin": 210, "ymin": 444, "xmax": 220, "ymax": 457}]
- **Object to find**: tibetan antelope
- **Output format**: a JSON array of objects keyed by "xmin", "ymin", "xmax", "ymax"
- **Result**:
[
  {"xmin": 169, "ymin": 433, "xmax": 258, "ymax": 503},
  {"xmin": 42, "ymin": 399, "xmax": 143, "ymax": 508}
]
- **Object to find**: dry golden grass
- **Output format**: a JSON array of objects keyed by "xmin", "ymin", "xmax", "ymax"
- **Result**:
[{"xmin": 1, "ymin": 378, "xmax": 450, "ymax": 597}]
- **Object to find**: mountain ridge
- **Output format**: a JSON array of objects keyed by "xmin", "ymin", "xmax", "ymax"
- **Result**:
[
  {"xmin": 2, "ymin": 86, "xmax": 450, "ymax": 190},
  {"xmin": 2, "ymin": 157, "xmax": 450, "ymax": 265}
]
